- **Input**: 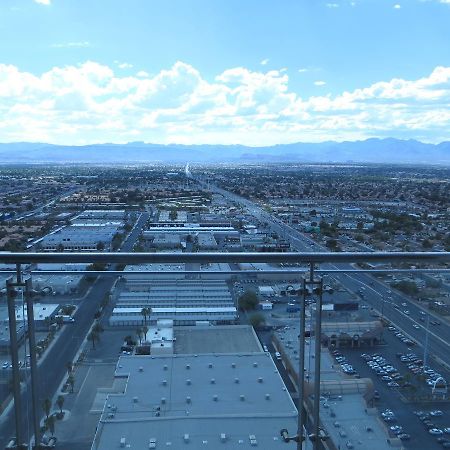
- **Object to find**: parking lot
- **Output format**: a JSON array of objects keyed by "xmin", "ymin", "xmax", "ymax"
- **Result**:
[{"xmin": 335, "ymin": 339, "xmax": 450, "ymax": 450}]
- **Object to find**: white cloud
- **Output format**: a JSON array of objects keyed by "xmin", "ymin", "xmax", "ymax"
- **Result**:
[
  {"xmin": 394, "ymin": 4, "xmax": 401, "ymax": 9},
  {"xmin": 298, "ymin": 68, "xmax": 308, "ymax": 73},
  {"xmin": 0, "ymin": 61, "xmax": 449, "ymax": 145},
  {"xmin": 326, "ymin": 3, "xmax": 339, "ymax": 8},
  {"xmin": 52, "ymin": 41, "xmax": 90, "ymax": 48},
  {"xmin": 314, "ymin": 80, "xmax": 327, "ymax": 86},
  {"xmin": 260, "ymin": 59, "xmax": 269, "ymax": 66},
  {"xmin": 34, "ymin": 0, "xmax": 50, "ymax": 4},
  {"xmin": 118, "ymin": 62, "xmax": 133, "ymax": 69}
]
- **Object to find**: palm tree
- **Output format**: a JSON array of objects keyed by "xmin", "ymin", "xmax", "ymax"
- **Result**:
[
  {"xmin": 142, "ymin": 325, "xmax": 149, "ymax": 342},
  {"xmin": 92, "ymin": 321, "xmax": 104, "ymax": 338},
  {"xmin": 56, "ymin": 395, "xmax": 64, "ymax": 414},
  {"xmin": 67, "ymin": 374, "xmax": 75, "ymax": 393},
  {"xmin": 45, "ymin": 415, "xmax": 55, "ymax": 436},
  {"xmin": 87, "ymin": 331, "xmax": 98, "ymax": 349},
  {"xmin": 43, "ymin": 398, "xmax": 51, "ymax": 419},
  {"xmin": 141, "ymin": 307, "xmax": 151, "ymax": 327}
]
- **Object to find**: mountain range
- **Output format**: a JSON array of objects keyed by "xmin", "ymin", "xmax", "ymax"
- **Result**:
[{"xmin": 0, "ymin": 138, "xmax": 449, "ymax": 165}]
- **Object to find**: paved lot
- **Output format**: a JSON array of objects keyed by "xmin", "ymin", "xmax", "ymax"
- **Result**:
[{"xmin": 337, "ymin": 341, "xmax": 450, "ymax": 450}]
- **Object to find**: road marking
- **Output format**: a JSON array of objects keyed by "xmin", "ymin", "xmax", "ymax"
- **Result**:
[{"xmin": 75, "ymin": 366, "xmax": 91, "ymax": 403}]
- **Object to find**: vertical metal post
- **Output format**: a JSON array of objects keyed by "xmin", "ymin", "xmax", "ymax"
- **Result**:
[
  {"xmin": 24, "ymin": 278, "xmax": 41, "ymax": 448},
  {"xmin": 16, "ymin": 263, "xmax": 22, "ymax": 284},
  {"xmin": 6, "ymin": 278, "xmax": 23, "ymax": 447},
  {"xmin": 297, "ymin": 277, "xmax": 307, "ymax": 450},
  {"xmin": 312, "ymin": 267, "xmax": 323, "ymax": 450}
]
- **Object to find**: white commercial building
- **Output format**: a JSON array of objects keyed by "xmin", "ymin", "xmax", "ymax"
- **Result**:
[{"xmin": 91, "ymin": 352, "xmax": 298, "ymax": 450}]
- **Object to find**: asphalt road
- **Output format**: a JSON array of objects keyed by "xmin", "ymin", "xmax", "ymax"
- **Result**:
[
  {"xmin": 198, "ymin": 179, "xmax": 450, "ymax": 377},
  {"xmin": 0, "ymin": 212, "xmax": 148, "ymax": 448}
]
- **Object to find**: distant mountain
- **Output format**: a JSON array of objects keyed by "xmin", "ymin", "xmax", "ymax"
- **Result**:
[{"xmin": 0, "ymin": 139, "xmax": 448, "ymax": 165}]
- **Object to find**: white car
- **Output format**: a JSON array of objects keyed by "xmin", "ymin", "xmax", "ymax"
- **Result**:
[
  {"xmin": 429, "ymin": 428, "xmax": 443, "ymax": 436},
  {"xmin": 275, "ymin": 352, "xmax": 282, "ymax": 360}
]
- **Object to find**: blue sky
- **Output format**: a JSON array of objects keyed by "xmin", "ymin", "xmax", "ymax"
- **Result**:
[{"xmin": 0, "ymin": 0, "xmax": 449, "ymax": 145}]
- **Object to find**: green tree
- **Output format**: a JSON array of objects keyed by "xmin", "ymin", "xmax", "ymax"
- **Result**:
[
  {"xmin": 87, "ymin": 331, "xmax": 98, "ymax": 349},
  {"xmin": 55, "ymin": 315, "xmax": 64, "ymax": 329},
  {"xmin": 45, "ymin": 415, "xmax": 55, "ymax": 436},
  {"xmin": 96, "ymin": 241, "xmax": 105, "ymax": 251},
  {"xmin": 392, "ymin": 280, "xmax": 419, "ymax": 296},
  {"xmin": 43, "ymin": 398, "xmax": 52, "ymax": 419},
  {"xmin": 66, "ymin": 361, "xmax": 73, "ymax": 375},
  {"xmin": 92, "ymin": 321, "xmax": 104, "ymax": 337},
  {"xmin": 238, "ymin": 291, "xmax": 258, "ymax": 311},
  {"xmin": 249, "ymin": 312, "xmax": 266, "ymax": 329},
  {"xmin": 67, "ymin": 374, "xmax": 75, "ymax": 393},
  {"xmin": 422, "ymin": 239, "xmax": 433, "ymax": 249},
  {"xmin": 142, "ymin": 325, "xmax": 149, "ymax": 342},
  {"xmin": 56, "ymin": 395, "xmax": 65, "ymax": 414},
  {"xmin": 141, "ymin": 307, "xmax": 151, "ymax": 326},
  {"xmin": 169, "ymin": 209, "xmax": 177, "ymax": 221}
]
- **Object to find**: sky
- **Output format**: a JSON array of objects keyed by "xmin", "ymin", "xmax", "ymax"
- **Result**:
[{"xmin": 0, "ymin": 0, "xmax": 449, "ymax": 146}]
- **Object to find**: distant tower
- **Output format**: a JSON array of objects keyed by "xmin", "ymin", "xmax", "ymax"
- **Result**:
[{"xmin": 185, "ymin": 163, "xmax": 191, "ymax": 178}]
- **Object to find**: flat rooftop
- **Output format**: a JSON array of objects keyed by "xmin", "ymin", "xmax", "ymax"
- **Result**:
[
  {"xmin": 174, "ymin": 325, "xmax": 262, "ymax": 354},
  {"xmin": 92, "ymin": 352, "xmax": 297, "ymax": 450}
]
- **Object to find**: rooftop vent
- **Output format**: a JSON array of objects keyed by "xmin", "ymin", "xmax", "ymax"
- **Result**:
[
  {"xmin": 186, "ymin": 379, "xmax": 191, "ymax": 385},
  {"xmin": 258, "ymin": 377, "xmax": 263, "ymax": 383},
  {"xmin": 149, "ymin": 438, "xmax": 157, "ymax": 448},
  {"xmin": 249, "ymin": 434, "xmax": 258, "ymax": 446},
  {"xmin": 186, "ymin": 364, "xmax": 190, "ymax": 370},
  {"xmin": 240, "ymin": 394, "xmax": 245, "ymax": 401},
  {"xmin": 161, "ymin": 397, "xmax": 166, "ymax": 404},
  {"xmin": 234, "ymin": 377, "xmax": 239, "ymax": 384},
  {"xmin": 220, "ymin": 433, "xmax": 227, "ymax": 443},
  {"xmin": 253, "ymin": 362, "xmax": 258, "ymax": 368},
  {"xmin": 208, "ymin": 363, "xmax": 213, "ymax": 368},
  {"xmin": 213, "ymin": 394, "xmax": 218, "ymax": 401},
  {"xmin": 163, "ymin": 365, "xmax": 168, "ymax": 371},
  {"xmin": 183, "ymin": 434, "xmax": 190, "ymax": 443},
  {"xmin": 139, "ymin": 366, "xmax": 144, "ymax": 372},
  {"xmin": 231, "ymin": 363, "xmax": 236, "ymax": 368},
  {"xmin": 265, "ymin": 393, "xmax": 271, "ymax": 400},
  {"xmin": 120, "ymin": 437, "xmax": 126, "ymax": 448},
  {"xmin": 210, "ymin": 378, "xmax": 215, "ymax": 384},
  {"xmin": 162, "ymin": 379, "xmax": 167, "ymax": 386},
  {"xmin": 133, "ymin": 396, "xmax": 138, "ymax": 403},
  {"xmin": 186, "ymin": 396, "xmax": 191, "ymax": 404}
]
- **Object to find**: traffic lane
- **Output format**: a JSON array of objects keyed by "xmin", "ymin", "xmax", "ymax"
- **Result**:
[
  {"xmin": 334, "ymin": 270, "xmax": 450, "ymax": 351},
  {"xmin": 0, "ymin": 276, "xmax": 114, "ymax": 447},
  {"xmin": 0, "ymin": 211, "xmax": 148, "ymax": 446}
]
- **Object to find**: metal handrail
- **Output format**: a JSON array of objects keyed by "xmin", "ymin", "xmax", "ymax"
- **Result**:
[{"xmin": 0, "ymin": 251, "xmax": 448, "ymax": 265}]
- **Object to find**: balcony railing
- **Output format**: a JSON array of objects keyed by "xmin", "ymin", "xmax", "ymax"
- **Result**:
[{"xmin": 1, "ymin": 251, "xmax": 449, "ymax": 450}]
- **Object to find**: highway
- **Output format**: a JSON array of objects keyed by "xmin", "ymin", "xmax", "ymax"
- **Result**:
[
  {"xmin": 0, "ymin": 212, "xmax": 148, "ymax": 448},
  {"xmin": 199, "ymin": 178, "xmax": 450, "ymax": 372}
]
